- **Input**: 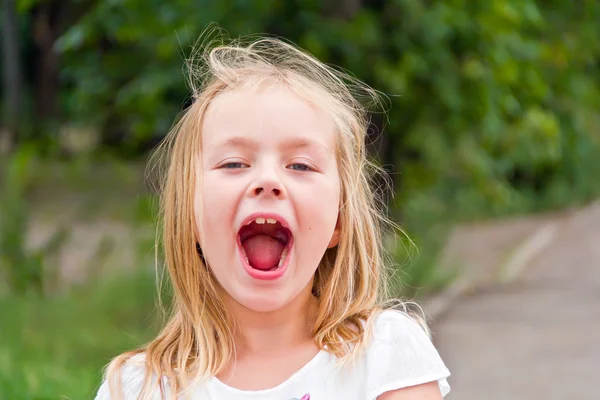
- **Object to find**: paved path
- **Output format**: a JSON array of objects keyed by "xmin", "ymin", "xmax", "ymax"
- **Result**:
[{"xmin": 431, "ymin": 202, "xmax": 600, "ymax": 399}]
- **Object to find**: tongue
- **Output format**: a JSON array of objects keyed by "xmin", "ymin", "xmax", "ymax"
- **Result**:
[{"xmin": 242, "ymin": 235, "xmax": 285, "ymax": 270}]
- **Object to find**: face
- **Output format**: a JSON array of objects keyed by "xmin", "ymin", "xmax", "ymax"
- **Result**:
[{"xmin": 195, "ymin": 84, "xmax": 341, "ymax": 313}]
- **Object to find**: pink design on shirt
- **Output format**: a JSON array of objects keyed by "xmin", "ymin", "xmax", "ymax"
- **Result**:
[{"xmin": 290, "ymin": 395, "xmax": 310, "ymax": 400}]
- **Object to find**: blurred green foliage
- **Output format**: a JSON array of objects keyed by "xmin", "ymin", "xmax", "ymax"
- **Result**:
[
  {"xmin": 40, "ymin": 0, "xmax": 599, "ymax": 219},
  {"xmin": 2, "ymin": 0, "xmax": 598, "ymax": 301},
  {"xmin": 48, "ymin": 0, "xmax": 600, "ymax": 287},
  {"xmin": 0, "ymin": 147, "xmax": 68, "ymax": 296}
]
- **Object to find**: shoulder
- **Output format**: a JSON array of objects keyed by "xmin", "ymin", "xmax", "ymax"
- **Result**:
[
  {"xmin": 369, "ymin": 309, "xmax": 430, "ymax": 346},
  {"xmin": 362, "ymin": 309, "xmax": 451, "ymax": 399},
  {"xmin": 95, "ymin": 353, "xmax": 165, "ymax": 400}
]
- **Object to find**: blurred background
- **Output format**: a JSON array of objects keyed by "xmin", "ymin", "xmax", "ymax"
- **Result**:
[{"xmin": 1, "ymin": 0, "xmax": 599, "ymax": 399}]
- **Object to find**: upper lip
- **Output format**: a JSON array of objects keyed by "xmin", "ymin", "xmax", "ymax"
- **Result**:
[{"xmin": 238, "ymin": 212, "xmax": 291, "ymax": 233}]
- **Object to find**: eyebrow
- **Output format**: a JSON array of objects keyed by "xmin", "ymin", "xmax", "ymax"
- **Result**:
[
  {"xmin": 209, "ymin": 136, "xmax": 259, "ymax": 150},
  {"xmin": 210, "ymin": 136, "xmax": 329, "ymax": 152},
  {"xmin": 280, "ymin": 136, "xmax": 329, "ymax": 151}
]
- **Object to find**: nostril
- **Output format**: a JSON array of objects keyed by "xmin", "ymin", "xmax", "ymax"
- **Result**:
[{"xmin": 251, "ymin": 185, "xmax": 282, "ymax": 197}]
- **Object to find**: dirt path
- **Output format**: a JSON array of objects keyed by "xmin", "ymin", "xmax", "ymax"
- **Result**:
[
  {"xmin": 431, "ymin": 201, "xmax": 600, "ymax": 399},
  {"xmin": 28, "ymin": 218, "xmax": 155, "ymax": 287}
]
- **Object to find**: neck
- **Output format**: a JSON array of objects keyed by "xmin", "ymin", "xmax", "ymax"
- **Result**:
[{"xmin": 224, "ymin": 285, "xmax": 318, "ymax": 357}]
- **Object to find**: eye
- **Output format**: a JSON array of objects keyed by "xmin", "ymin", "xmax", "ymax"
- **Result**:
[
  {"xmin": 288, "ymin": 163, "xmax": 313, "ymax": 171},
  {"xmin": 221, "ymin": 162, "xmax": 249, "ymax": 169}
]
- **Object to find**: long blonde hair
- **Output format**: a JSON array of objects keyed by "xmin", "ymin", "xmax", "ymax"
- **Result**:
[{"xmin": 104, "ymin": 29, "xmax": 412, "ymax": 400}]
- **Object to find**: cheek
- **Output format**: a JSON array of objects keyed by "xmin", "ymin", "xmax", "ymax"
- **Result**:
[
  {"xmin": 200, "ymin": 174, "xmax": 235, "ymax": 212},
  {"xmin": 195, "ymin": 174, "xmax": 235, "ymax": 243},
  {"xmin": 302, "ymin": 176, "xmax": 340, "ymax": 236},
  {"xmin": 195, "ymin": 176, "xmax": 240, "ymax": 276}
]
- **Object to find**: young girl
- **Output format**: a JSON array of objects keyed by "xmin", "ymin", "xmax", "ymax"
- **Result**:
[{"xmin": 95, "ymin": 33, "xmax": 450, "ymax": 400}]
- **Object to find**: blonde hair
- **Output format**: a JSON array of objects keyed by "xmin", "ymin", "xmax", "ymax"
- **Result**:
[{"xmin": 103, "ymin": 29, "xmax": 420, "ymax": 400}]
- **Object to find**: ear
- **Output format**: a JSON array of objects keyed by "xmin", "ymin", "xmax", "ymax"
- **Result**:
[{"xmin": 327, "ymin": 216, "xmax": 341, "ymax": 249}]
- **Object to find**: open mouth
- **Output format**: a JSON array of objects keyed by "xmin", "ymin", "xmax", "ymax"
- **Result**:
[{"xmin": 238, "ymin": 216, "xmax": 293, "ymax": 273}]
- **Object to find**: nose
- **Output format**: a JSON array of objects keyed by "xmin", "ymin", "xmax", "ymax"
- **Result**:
[
  {"xmin": 248, "ymin": 168, "xmax": 286, "ymax": 199},
  {"xmin": 249, "ymin": 179, "xmax": 285, "ymax": 198}
]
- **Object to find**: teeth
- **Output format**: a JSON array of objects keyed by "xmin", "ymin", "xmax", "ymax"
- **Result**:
[
  {"xmin": 278, "ymin": 248, "xmax": 289, "ymax": 268},
  {"xmin": 250, "ymin": 217, "xmax": 277, "ymax": 225}
]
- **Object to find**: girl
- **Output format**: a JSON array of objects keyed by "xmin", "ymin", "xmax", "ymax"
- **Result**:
[{"xmin": 95, "ymin": 33, "xmax": 450, "ymax": 400}]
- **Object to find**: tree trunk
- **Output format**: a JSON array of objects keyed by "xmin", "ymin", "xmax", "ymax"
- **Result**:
[
  {"xmin": 1, "ymin": 0, "xmax": 21, "ymax": 152},
  {"xmin": 29, "ymin": 0, "xmax": 98, "ymax": 125},
  {"xmin": 32, "ymin": 3, "xmax": 59, "ymax": 120}
]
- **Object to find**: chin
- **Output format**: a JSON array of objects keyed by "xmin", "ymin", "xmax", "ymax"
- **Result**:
[{"xmin": 234, "ymin": 289, "xmax": 295, "ymax": 313}]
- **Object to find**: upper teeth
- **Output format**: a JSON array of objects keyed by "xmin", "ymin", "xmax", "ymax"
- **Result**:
[{"xmin": 250, "ymin": 217, "xmax": 277, "ymax": 225}]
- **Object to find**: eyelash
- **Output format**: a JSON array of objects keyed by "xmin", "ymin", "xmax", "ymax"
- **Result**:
[
  {"xmin": 288, "ymin": 163, "xmax": 313, "ymax": 171},
  {"xmin": 221, "ymin": 162, "xmax": 248, "ymax": 169},
  {"xmin": 219, "ymin": 162, "xmax": 314, "ymax": 171}
]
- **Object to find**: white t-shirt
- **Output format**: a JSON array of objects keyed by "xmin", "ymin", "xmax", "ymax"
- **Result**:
[{"xmin": 95, "ymin": 310, "xmax": 450, "ymax": 399}]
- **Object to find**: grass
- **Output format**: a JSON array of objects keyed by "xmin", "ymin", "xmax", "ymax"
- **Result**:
[{"xmin": 0, "ymin": 267, "xmax": 163, "ymax": 400}]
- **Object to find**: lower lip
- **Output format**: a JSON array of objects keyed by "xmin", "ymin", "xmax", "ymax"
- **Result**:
[{"xmin": 236, "ymin": 236, "xmax": 293, "ymax": 281}]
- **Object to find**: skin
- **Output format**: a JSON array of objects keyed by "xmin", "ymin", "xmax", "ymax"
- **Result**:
[
  {"xmin": 196, "ymin": 84, "xmax": 340, "ymax": 389},
  {"xmin": 378, "ymin": 382, "xmax": 443, "ymax": 399},
  {"xmin": 195, "ymin": 83, "xmax": 441, "ymax": 398}
]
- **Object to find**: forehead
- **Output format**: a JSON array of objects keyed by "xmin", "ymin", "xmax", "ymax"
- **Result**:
[{"xmin": 201, "ymin": 85, "xmax": 337, "ymax": 151}]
